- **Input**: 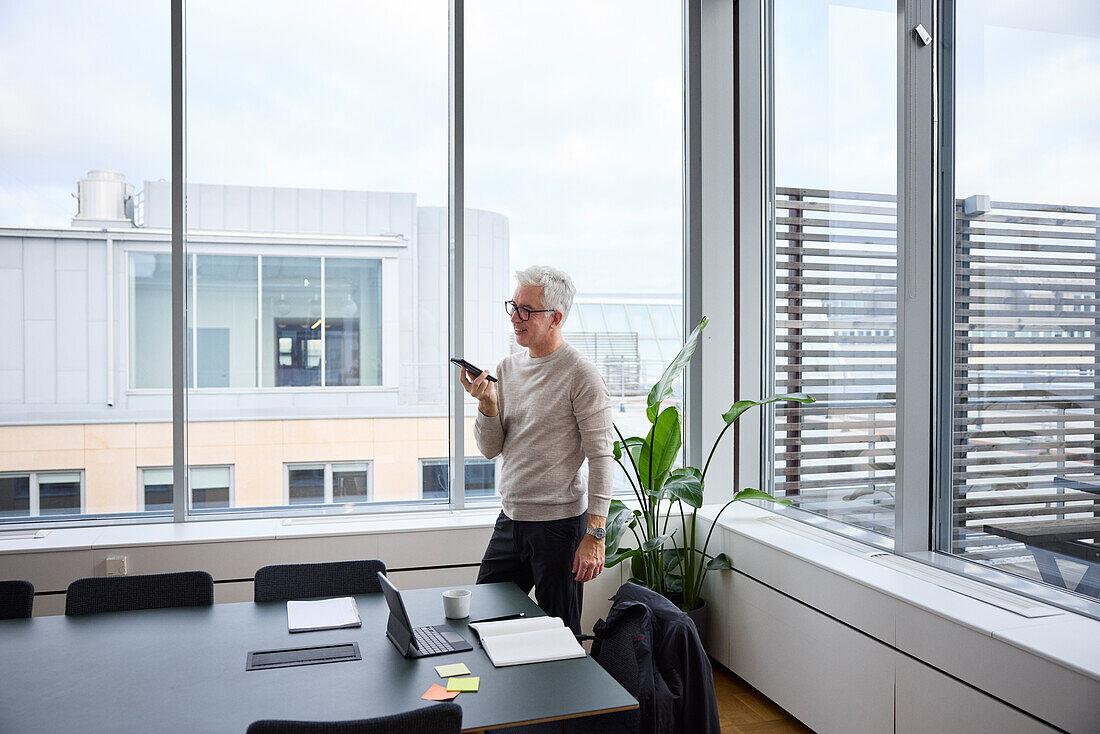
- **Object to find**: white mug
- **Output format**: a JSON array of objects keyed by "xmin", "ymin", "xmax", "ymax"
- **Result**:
[{"xmin": 442, "ymin": 588, "xmax": 472, "ymax": 619}]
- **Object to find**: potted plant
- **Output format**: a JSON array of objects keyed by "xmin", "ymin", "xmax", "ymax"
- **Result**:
[{"xmin": 604, "ymin": 316, "xmax": 814, "ymax": 618}]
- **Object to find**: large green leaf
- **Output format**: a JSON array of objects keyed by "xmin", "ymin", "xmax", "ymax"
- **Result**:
[
  {"xmin": 664, "ymin": 467, "xmax": 703, "ymax": 508},
  {"xmin": 721, "ymin": 393, "xmax": 816, "ymax": 425},
  {"xmin": 733, "ymin": 487, "xmax": 793, "ymax": 505},
  {"xmin": 604, "ymin": 502, "xmax": 633, "ymax": 556},
  {"xmin": 662, "ymin": 573, "xmax": 684, "ymax": 596},
  {"xmin": 605, "ymin": 546, "xmax": 641, "ymax": 568},
  {"xmin": 646, "ymin": 316, "xmax": 709, "ymax": 422},
  {"xmin": 705, "ymin": 552, "xmax": 733, "ymax": 571},
  {"xmin": 637, "ymin": 407, "xmax": 681, "ymax": 494},
  {"xmin": 662, "ymin": 548, "xmax": 685, "ymax": 574},
  {"xmin": 641, "ymin": 533, "xmax": 674, "ymax": 553},
  {"xmin": 612, "ymin": 436, "xmax": 644, "ymax": 462}
]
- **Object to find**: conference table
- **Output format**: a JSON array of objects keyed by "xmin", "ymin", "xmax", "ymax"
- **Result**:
[{"xmin": 0, "ymin": 582, "xmax": 637, "ymax": 733}]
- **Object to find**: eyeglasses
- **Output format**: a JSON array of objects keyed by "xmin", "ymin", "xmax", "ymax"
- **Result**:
[{"xmin": 505, "ymin": 300, "xmax": 556, "ymax": 322}]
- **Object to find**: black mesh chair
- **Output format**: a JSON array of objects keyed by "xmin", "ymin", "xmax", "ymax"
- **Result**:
[
  {"xmin": 0, "ymin": 579, "xmax": 35, "ymax": 619},
  {"xmin": 246, "ymin": 703, "xmax": 461, "ymax": 734},
  {"xmin": 65, "ymin": 571, "xmax": 214, "ymax": 616},
  {"xmin": 253, "ymin": 560, "xmax": 387, "ymax": 603}
]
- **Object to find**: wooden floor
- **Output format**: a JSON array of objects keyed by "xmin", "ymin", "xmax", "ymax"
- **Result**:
[{"xmin": 713, "ymin": 662, "xmax": 814, "ymax": 733}]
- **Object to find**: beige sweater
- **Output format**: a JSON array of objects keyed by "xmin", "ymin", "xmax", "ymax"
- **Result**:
[{"xmin": 474, "ymin": 342, "xmax": 614, "ymax": 521}]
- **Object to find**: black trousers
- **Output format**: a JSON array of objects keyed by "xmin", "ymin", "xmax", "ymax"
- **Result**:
[{"xmin": 476, "ymin": 510, "xmax": 587, "ymax": 634}]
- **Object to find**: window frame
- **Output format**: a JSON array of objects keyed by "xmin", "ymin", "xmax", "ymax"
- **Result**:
[
  {"xmin": 283, "ymin": 461, "xmax": 374, "ymax": 506},
  {"xmin": 748, "ymin": 0, "xmax": 1100, "ymax": 619},
  {"xmin": 125, "ymin": 246, "xmax": 388, "ymax": 393},
  {"xmin": 419, "ymin": 457, "xmax": 500, "ymax": 502},
  {"xmin": 137, "ymin": 465, "xmax": 235, "ymax": 512},
  {"xmin": 0, "ymin": 471, "xmax": 85, "ymax": 519}
]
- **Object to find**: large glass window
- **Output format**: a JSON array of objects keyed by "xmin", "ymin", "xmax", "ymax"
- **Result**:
[
  {"xmin": 466, "ymin": 0, "xmax": 685, "ymax": 483},
  {"xmin": 0, "ymin": 1, "xmax": 169, "ymax": 522},
  {"xmin": 2, "ymin": 1, "xmax": 687, "ymax": 526},
  {"xmin": 943, "ymin": 0, "xmax": 1100, "ymax": 598},
  {"xmin": 183, "ymin": 0, "xmax": 448, "ymax": 516},
  {"xmin": 771, "ymin": 0, "xmax": 898, "ymax": 538}
]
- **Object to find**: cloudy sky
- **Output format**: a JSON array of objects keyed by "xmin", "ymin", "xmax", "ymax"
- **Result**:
[
  {"xmin": 0, "ymin": 0, "xmax": 682, "ymax": 295},
  {"xmin": 775, "ymin": 0, "xmax": 1099, "ymax": 208},
  {"xmin": 1, "ymin": 0, "xmax": 1097, "ymax": 295}
]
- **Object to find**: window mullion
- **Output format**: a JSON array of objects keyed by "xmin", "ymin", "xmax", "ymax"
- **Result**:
[
  {"xmin": 895, "ymin": 0, "xmax": 937, "ymax": 553},
  {"xmin": 170, "ymin": 0, "xmax": 187, "ymax": 524},
  {"xmin": 448, "ymin": 0, "xmax": 466, "ymax": 511}
]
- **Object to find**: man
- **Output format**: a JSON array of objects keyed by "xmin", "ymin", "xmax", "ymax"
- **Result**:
[{"xmin": 458, "ymin": 265, "xmax": 613, "ymax": 635}]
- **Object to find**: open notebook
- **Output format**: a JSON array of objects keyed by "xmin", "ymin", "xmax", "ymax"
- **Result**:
[{"xmin": 468, "ymin": 616, "xmax": 585, "ymax": 667}]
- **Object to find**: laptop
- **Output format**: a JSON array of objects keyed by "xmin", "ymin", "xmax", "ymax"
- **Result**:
[{"xmin": 377, "ymin": 572, "xmax": 472, "ymax": 658}]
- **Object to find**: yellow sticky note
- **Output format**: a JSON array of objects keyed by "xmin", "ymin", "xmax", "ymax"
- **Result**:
[
  {"xmin": 435, "ymin": 663, "xmax": 471, "ymax": 678},
  {"xmin": 446, "ymin": 676, "xmax": 480, "ymax": 692}
]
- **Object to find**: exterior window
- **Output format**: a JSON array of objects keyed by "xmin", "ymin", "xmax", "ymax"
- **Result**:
[
  {"xmin": 129, "ymin": 253, "xmax": 173, "ymax": 389},
  {"xmin": 771, "ymin": 0, "xmax": 898, "ymax": 537},
  {"xmin": 192, "ymin": 255, "xmax": 259, "ymax": 388},
  {"xmin": 190, "ymin": 467, "xmax": 231, "ymax": 509},
  {"xmin": 942, "ymin": 0, "xmax": 1100, "ymax": 596},
  {"xmin": 285, "ymin": 462, "xmax": 373, "ymax": 506},
  {"xmin": 287, "ymin": 465, "xmax": 325, "ymax": 505},
  {"xmin": 139, "ymin": 466, "xmax": 233, "ymax": 511},
  {"xmin": 0, "ymin": 476, "xmax": 31, "ymax": 518},
  {"xmin": 140, "ymin": 468, "xmax": 174, "ymax": 512},
  {"xmin": 421, "ymin": 459, "xmax": 498, "ymax": 501},
  {"xmin": 0, "ymin": 472, "xmax": 83, "ymax": 518},
  {"xmin": 129, "ymin": 253, "xmax": 382, "ymax": 390}
]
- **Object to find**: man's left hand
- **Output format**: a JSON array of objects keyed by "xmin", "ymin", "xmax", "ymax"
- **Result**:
[{"xmin": 572, "ymin": 535, "xmax": 605, "ymax": 583}]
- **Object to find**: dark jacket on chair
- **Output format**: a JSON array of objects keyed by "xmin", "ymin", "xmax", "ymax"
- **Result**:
[{"xmin": 592, "ymin": 583, "xmax": 721, "ymax": 734}]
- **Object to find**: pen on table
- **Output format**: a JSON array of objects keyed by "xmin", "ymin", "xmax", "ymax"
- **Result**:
[{"xmin": 467, "ymin": 612, "xmax": 525, "ymax": 625}]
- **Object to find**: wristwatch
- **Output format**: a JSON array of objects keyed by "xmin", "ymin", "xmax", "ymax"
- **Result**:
[{"xmin": 585, "ymin": 526, "xmax": 606, "ymax": 540}]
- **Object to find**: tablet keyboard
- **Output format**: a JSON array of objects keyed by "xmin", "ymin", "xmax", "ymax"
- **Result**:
[{"xmin": 413, "ymin": 626, "xmax": 454, "ymax": 655}]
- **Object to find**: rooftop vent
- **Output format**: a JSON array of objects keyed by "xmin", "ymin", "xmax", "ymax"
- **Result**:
[{"xmin": 72, "ymin": 169, "xmax": 134, "ymax": 227}]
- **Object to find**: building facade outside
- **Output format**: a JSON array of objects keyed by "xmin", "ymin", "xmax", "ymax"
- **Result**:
[
  {"xmin": 0, "ymin": 170, "xmax": 685, "ymax": 522},
  {"xmin": 0, "ymin": 169, "xmax": 513, "ymax": 519}
]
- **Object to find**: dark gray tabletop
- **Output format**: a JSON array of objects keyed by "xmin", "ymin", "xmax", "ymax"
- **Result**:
[{"xmin": 0, "ymin": 582, "xmax": 636, "ymax": 733}]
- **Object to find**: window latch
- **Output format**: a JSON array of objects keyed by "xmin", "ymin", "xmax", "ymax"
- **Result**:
[{"xmin": 914, "ymin": 24, "xmax": 932, "ymax": 46}]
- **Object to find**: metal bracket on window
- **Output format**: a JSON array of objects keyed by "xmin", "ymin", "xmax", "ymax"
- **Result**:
[{"xmin": 914, "ymin": 24, "xmax": 932, "ymax": 46}]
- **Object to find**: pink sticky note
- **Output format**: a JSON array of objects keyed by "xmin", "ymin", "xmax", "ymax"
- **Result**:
[{"xmin": 421, "ymin": 683, "xmax": 460, "ymax": 701}]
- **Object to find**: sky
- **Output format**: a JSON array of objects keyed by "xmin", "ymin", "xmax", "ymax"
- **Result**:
[
  {"xmin": 1, "ymin": 1, "xmax": 1098, "ymax": 295},
  {"xmin": 774, "ymin": 0, "xmax": 1100, "ymax": 208},
  {"xmin": 0, "ymin": 0, "xmax": 683, "ymax": 295}
]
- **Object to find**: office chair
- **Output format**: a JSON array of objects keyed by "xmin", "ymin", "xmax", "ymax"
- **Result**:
[
  {"xmin": 246, "ymin": 703, "xmax": 462, "ymax": 734},
  {"xmin": 65, "ymin": 571, "xmax": 214, "ymax": 615},
  {"xmin": 0, "ymin": 579, "xmax": 35, "ymax": 619},
  {"xmin": 253, "ymin": 559, "xmax": 387, "ymax": 602}
]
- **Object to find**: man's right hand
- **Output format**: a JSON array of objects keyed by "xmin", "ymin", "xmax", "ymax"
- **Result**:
[{"xmin": 458, "ymin": 365, "xmax": 498, "ymax": 417}]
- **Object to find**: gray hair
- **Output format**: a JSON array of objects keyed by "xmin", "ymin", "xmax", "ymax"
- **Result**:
[{"xmin": 515, "ymin": 265, "xmax": 576, "ymax": 320}]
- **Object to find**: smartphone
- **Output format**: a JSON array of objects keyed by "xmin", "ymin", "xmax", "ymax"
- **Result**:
[{"xmin": 450, "ymin": 357, "xmax": 498, "ymax": 382}]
